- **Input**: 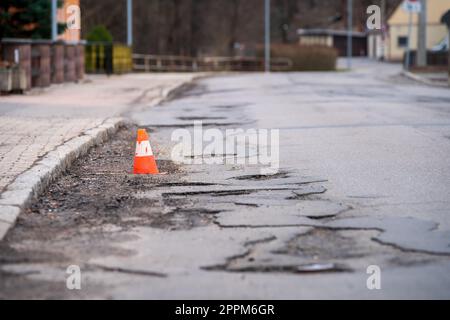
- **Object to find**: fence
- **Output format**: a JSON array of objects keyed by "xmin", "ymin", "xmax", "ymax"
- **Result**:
[
  {"xmin": 132, "ymin": 54, "xmax": 293, "ymax": 72},
  {"xmin": 404, "ymin": 50, "xmax": 449, "ymax": 68},
  {"xmin": 85, "ymin": 43, "xmax": 132, "ymax": 74},
  {"xmin": 1, "ymin": 38, "xmax": 84, "ymax": 91}
]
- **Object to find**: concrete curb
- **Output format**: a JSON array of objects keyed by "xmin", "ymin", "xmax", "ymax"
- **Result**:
[
  {"xmin": 0, "ymin": 117, "xmax": 126, "ymax": 240},
  {"xmin": 0, "ymin": 77, "xmax": 198, "ymax": 241},
  {"xmin": 401, "ymin": 70, "xmax": 449, "ymax": 88}
]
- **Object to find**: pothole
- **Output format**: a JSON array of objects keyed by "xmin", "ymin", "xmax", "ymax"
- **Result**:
[
  {"xmin": 145, "ymin": 208, "xmax": 222, "ymax": 230},
  {"xmin": 286, "ymin": 186, "xmax": 327, "ymax": 199},
  {"xmin": 185, "ymin": 153, "xmax": 237, "ymax": 159},
  {"xmin": 203, "ymin": 228, "xmax": 441, "ymax": 275},
  {"xmin": 231, "ymin": 171, "xmax": 290, "ymax": 181},
  {"xmin": 276, "ymin": 229, "xmax": 369, "ymax": 260},
  {"xmin": 234, "ymin": 202, "xmax": 259, "ymax": 207},
  {"xmin": 155, "ymin": 182, "xmax": 218, "ymax": 188},
  {"xmin": 177, "ymin": 116, "xmax": 227, "ymax": 121},
  {"xmin": 212, "ymin": 103, "xmax": 250, "ymax": 110},
  {"xmin": 162, "ymin": 189, "xmax": 257, "ymax": 197},
  {"xmin": 17, "ymin": 126, "xmax": 189, "ymax": 238},
  {"xmin": 203, "ymin": 262, "xmax": 350, "ymax": 274}
]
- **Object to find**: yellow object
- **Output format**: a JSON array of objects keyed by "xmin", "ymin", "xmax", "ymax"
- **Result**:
[{"xmin": 387, "ymin": 0, "xmax": 450, "ymax": 61}]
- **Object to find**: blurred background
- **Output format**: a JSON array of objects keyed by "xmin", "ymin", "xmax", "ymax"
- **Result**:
[
  {"xmin": 79, "ymin": 0, "xmax": 400, "ymax": 57},
  {"xmin": 1, "ymin": 0, "xmax": 449, "ymax": 90}
]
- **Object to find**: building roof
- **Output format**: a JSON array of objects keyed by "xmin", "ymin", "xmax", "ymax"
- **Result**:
[{"xmin": 388, "ymin": 0, "xmax": 450, "ymax": 25}]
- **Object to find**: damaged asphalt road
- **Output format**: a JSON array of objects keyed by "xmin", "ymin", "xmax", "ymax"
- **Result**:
[{"xmin": 2, "ymin": 63, "xmax": 450, "ymax": 299}]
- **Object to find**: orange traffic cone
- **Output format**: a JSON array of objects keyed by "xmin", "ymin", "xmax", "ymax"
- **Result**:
[{"xmin": 133, "ymin": 129, "xmax": 160, "ymax": 175}]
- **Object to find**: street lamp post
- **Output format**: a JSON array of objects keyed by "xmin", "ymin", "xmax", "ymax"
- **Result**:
[
  {"xmin": 265, "ymin": 0, "xmax": 271, "ymax": 73},
  {"xmin": 127, "ymin": 0, "xmax": 133, "ymax": 47},
  {"xmin": 405, "ymin": 10, "xmax": 413, "ymax": 70},
  {"xmin": 417, "ymin": 0, "xmax": 427, "ymax": 67},
  {"xmin": 347, "ymin": 0, "xmax": 353, "ymax": 70},
  {"xmin": 51, "ymin": 0, "xmax": 57, "ymax": 41}
]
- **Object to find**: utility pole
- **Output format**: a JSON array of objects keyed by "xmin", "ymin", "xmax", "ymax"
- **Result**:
[
  {"xmin": 51, "ymin": 0, "xmax": 57, "ymax": 41},
  {"xmin": 347, "ymin": 0, "xmax": 353, "ymax": 69},
  {"xmin": 127, "ymin": 0, "xmax": 133, "ymax": 47},
  {"xmin": 417, "ymin": 0, "xmax": 427, "ymax": 67},
  {"xmin": 405, "ymin": 10, "xmax": 413, "ymax": 70},
  {"xmin": 381, "ymin": 0, "xmax": 386, "ymax": 60},
  {"xmin": 265, "ymin": 0, "xmax": 271, "ymax": 73}
]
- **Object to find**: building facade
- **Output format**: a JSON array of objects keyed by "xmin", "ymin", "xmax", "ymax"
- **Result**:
[
  {"xmin": 386, "ymin": 0, "xmax": 450, "ymax": 61},
  {"xmin": 58, "ymin": 0, "xmax": 81, "ymax": 42},
  {"xmin": 297, "ymin": 29, "xmax": 367, "ymax": 57}
]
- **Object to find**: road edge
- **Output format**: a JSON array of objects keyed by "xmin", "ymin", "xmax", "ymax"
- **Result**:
[
  {"xmin": 0, "ymin": 117, "xmax": 126, "ymax": 240},
  {"xmin": 0, "ymin": 77, "xmax": 198, "ymax": 241},
  {"xmin": 400, "ymin": 70, "xmax": 449, "ymax": 88}
]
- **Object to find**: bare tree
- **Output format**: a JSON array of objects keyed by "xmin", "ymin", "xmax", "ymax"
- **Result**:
[{"xmin": 80, "ymin": 0, "xmax": 402, "ymax": 56}]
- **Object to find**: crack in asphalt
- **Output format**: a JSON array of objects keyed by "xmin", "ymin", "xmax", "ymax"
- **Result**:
[
  {"xmin": 160, "ymin": 185, "xmax": 328, "ymax": 198},
  {"xmin": 88, "ymin": 264, "xmax": 167, "ymax": 278},
  {"xmin": 155, "ymin": 182, "xmax": 219, "ymax": 188},
  {"xmin": 286, "ymin": 187, "xmax": 328, "ymax": 199},
  {"xmin": 230, "ymin": 172, "xmax": 291, "ymax": 181},
  {"xmin": 202, "ymin": 232, "xmax": 353, "ymax": 274},
  {"xmin": 234, "ymin": 202, "xmax": 259, "ymax": 207},
  {"xmin": 243, "ymin": 236, "xmax": 278, "ymax": 247},
  {"xmin": 212, "ymin": 218, "xmax": 450, "ymax": 257}
]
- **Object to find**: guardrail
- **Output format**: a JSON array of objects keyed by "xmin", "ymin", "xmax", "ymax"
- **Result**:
[
  {"xmin": 132, "ymin": 54, "xmax": 293, "ymax": 72},
  {"xmin": 404, "ymin": 50, "xmax": 449, "ymax": 67}
]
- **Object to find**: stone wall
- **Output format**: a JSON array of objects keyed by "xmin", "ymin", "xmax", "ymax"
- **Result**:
[{"xmin": 1, "ymin": 39, "xmax": 85, "ymax": 91}]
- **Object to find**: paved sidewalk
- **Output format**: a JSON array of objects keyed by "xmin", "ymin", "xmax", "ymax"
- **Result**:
[{"xmin": 0, "ymin": 73, "xmax": 195, "ymax": 193}]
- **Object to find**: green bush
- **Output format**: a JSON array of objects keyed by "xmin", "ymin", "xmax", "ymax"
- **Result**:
[
  {"xmin": 259, "ymin": 44, "xmax": 338, "ymax": 71},
  {"xmin": 86, "ymin": 25, "xmax": 113, "ymax": 43},
  {"xmin": 0, "ymin": 0, "xmax": 65, "ymax": 39}
]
